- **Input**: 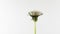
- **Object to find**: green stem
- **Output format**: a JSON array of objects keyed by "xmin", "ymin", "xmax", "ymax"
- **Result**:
[{"xmin": 34, "ymin": 22, "xmax": 36, "ymax": 34}]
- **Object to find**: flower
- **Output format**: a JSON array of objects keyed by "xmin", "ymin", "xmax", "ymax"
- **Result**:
[
  {"xmin": 28, "ymin": 10, "xmax": 43, "ymax": 34},
  {"xmin": 29, "ymin": 10, "xmax": 43, "ymax": 22},
  {"xmin": 29, "ymin": 10, "xmax": 43, "ymax": 17}
]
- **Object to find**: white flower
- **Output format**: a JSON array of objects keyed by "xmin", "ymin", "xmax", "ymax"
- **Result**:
[
  {"xmin": 29, "ymin": 10, "xmax": 43, "ymax": 17},
  {"xmin": 28, "ymin": 10, "xmax": 43, "ymax": 22}
]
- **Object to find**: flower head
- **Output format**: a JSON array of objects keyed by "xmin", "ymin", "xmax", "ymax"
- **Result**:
[{"xmin": 29, "ymin": 10, "xmax": 43, "ymax": 22}]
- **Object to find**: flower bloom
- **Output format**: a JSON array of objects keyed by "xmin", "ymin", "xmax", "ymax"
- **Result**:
[
  {"xmin": 29, "ymin": 10, "xmax": 43, "ymax": 22},
  {"xmin": 29, "ymin": 10, "xmax": 43, "ymax": 17}
]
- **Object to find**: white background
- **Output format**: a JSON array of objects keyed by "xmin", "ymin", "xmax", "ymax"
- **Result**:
[{"xmin": 0, "ymin": 0, "xmax": 59, "ymax": 34}]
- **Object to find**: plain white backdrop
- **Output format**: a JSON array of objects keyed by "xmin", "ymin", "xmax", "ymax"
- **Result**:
[{"xmin": 0, "ymin": 0, "xmax": 59, "ymax": 34}]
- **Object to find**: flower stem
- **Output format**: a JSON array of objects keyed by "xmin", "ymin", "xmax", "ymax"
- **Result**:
[{"xmin": 34, "ymin": 22, "xmax": 36, "ymax": 34}]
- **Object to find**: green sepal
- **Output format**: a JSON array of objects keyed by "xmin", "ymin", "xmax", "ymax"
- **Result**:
[{"xmin": 32, "ymin": 16, "xmax": 38, "ymax": 22}]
